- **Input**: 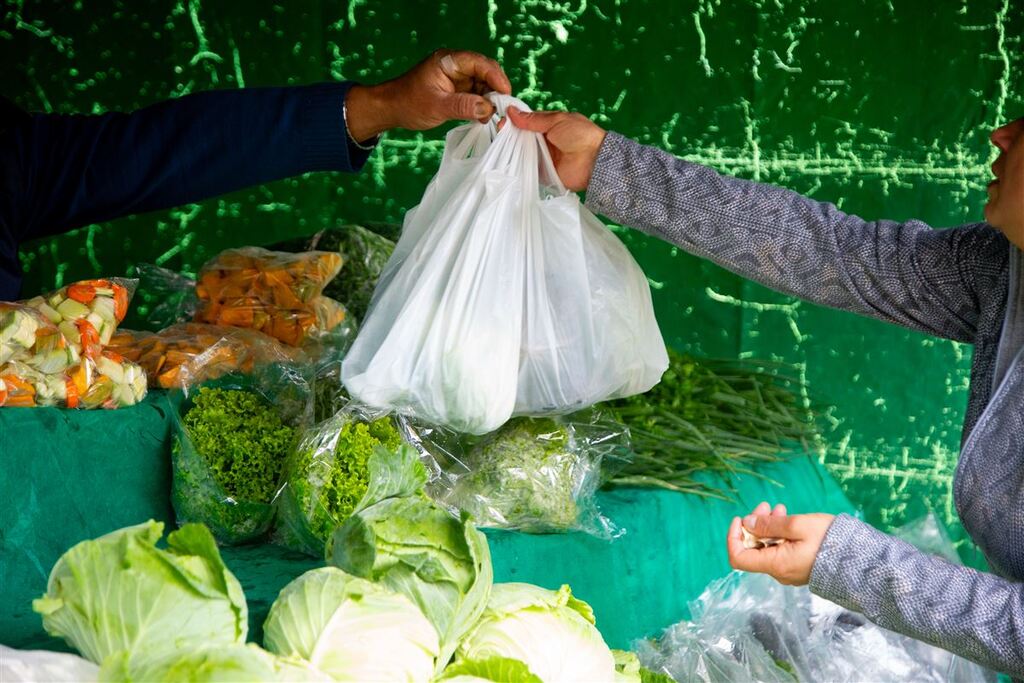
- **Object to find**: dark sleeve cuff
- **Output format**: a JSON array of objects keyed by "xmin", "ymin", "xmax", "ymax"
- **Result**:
[{"xmin": 300, "ymin": 81, "xmax": 374, "ymax": 173}]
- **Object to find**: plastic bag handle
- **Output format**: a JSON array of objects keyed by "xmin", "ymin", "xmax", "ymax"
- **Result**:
[{"xmin": 485, "ymin": 93, "xmax": 567, "ymax": 195}]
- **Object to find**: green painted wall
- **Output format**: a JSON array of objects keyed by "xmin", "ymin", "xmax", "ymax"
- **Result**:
[{"xmin": 4, "ymin": 0, "xmax": 1022, "ymax": 563}]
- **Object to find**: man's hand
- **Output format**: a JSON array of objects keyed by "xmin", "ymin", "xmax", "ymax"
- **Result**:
[
  {"xmin": 505, "ymin": 108, "xmax": 606, "ymax": 191},
  {"xmin": 345, "ymin": 49, "xmax": 512, "ymax": 141},
  {"xmin": 726, "ymin": 501, "xmax": 835, "ymax": 586}
]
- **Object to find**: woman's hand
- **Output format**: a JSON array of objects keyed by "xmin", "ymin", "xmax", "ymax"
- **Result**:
[
  {"xmin": 345, "ymin": 49, "xmax": 512, "ymax": 141},
  {"xmin": 505, "ymin": 108, "xmax": 607, "ymax": 192},
  {"xmin": 726, "ymin": 502, "xmax": 835, "ymax": 586}
]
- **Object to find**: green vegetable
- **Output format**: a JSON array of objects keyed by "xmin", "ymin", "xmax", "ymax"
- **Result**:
[
  {"xmin": 313, "ymin": 224, "xmax": 396, "ymax": 321},
  {"xmin": 32, "ymin": 520, "xmax": 247, "ymax": 665},
  {"xmin": 439, "ymin": 656, "xmax": 543, "ymax": 682},
  {"xmin": 330, "ymin": 444, "xmax": 493, "ymax": 674},
  {"xmin": 98, "ymin": 644, "xmax": 328, "ymax": 682},
  {"xmin": 448, "ymin": 418, "xmax": 583, "ymax": 532},
  {"xmin": 274, "ymin": 410, "xmax": 403, "ymax": 557},
  {"xmin": 263, "ymin": 566, "xmax": 439, "ymax": 681},
  {"xmin": 604, "ymin": 350, "xmax": 820, "ymax": 497},
  {"xmin": 173, "ymin": 386, "xmax": 295, "ymax": 544},
  {"xmin": 454, "ymin": 583, "xmax": 617, "ymax": 683},
  {"xmin": 181, "ymin": 387, "xmax": 295, "ymax": 503}
]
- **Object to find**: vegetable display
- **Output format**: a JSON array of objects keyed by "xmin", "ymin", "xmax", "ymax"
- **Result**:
[
  {"xmin": 274, "ymin": 406, "xmax": 403, "ymax": 557},
  {"xmin": 406, "ymin": 414, "xmax": 627, "ymax": 536},
  {"xmin": 263, "ymin": 567, "xmax": 439, "ymax": 681},
  {"xmin": 603, "ymin": 350, "xmax": 820, "ymax": 496},
  {"xmin": 22, "ymin": 278, "xmax": 132, "ymax": 356},
  {"xmin": 453, "ymin": 583, "xmax": 618, "ymax": 682},
  {"xmin": 108, "ymin": 323, "xmax": 299, "ymax": 390},
  {"xmin": 98, "ymin": 644, "xmax": 328, "ymax": 683},
  {"xmin": 194, "ymin": 247, "xmax": 349, "ymax": 347},
  {"xmin": 32, "ymin": 521, "xmax": 247, "ymax": 665},
  {"xmin": 173, "ymin": 386, "xmax": 296, "ymax": 544}
]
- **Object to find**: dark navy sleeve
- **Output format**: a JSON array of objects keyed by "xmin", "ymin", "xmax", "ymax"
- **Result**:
[{"xmin": 0, "ymin": 82, "xmax": 372, "ymax": 299}]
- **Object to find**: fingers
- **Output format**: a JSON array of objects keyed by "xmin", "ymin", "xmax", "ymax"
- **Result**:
[
  {"xmin": 507, "ymin": 107, "xmax": 566, "ymax": 133},
  {"xmin": 727, "ymin": 517, "xmax": 779, "ymax": 574},
  {"xmin": 443, "ymin": 92, "xmax": 495, "ymax": 122},
  {"xmin": 773, "ymin": 503, "xmax": 787, "ymax": 517},
  {"xmin": 439, "ymin": 49, "xmax": 512, "ymax": 94},
  {"xmin": 742, "ymin": 512, "xmax": 800, "ymax": 540},
  {"xmin": 752, "ymin": 501, "xmax": 772, "ymax": 516}
]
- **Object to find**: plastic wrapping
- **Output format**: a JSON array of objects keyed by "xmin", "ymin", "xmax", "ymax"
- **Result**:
[
  {"xmin": 0, "ymin": 303, "xmax": 147, "ymax": 409},
  {"xmin": 0, "ymin": 645, "xmax": 99, "ymax": 683},
  {"xmin": 107, "ymin": 323, "xmax": 301, "ymax": 390},
  {"xmin": 636, "ymin": 516, "xmax": 995, "ymax": 683},
  {"xmin": 194, "ymin": 247, "xmax": 351, "ymax": 347},
  {"xmin": 400, "ymin": 411, "xmax": 629, "ymax": 537},
  {"xmin": 308, "ymin": 224, "xmax": 397, "ymax": 321},
  {"xmin": 20, "ymin": 278, "xmax": 136, "ymax": 357},
  {"xmin": 342, "ymin": 94, "xmax": 669, "ymax": 435},
  {"xmin": 171, "ymin": 368, "xmax": 310, "ymax": 545},
  {"xmin": 274, "ymin": 403, "xmax": 405, "ymax": 557}
]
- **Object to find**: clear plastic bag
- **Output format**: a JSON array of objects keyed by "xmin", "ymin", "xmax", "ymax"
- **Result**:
[
  {"xmin": 273, "ymin": 402, "xmax": 405, "ymax": 558},
  {"xmin": 1, "ymin": 302, "xmax": 147, "ymax": 409},
  {"xmin": 342, "ymin": 93, "xmax": 669, "ymax": 435},
  {"xmin": 195, "ymin": 247, "xmax": 351, "ymax": 347},
  {"xmin": 0, "ymin": 645, "xmax": 99, "ymax": 683},
  {"xmin": 399, "ymin": 410, "xmax": 629, "ymax": 537},
  {"xmin": 107, "ymin": 322, "xmax": 302, "ymax": 390},
  {"xmin": 171, "ymin": 367, "xmax": 310, "ymax": 545},
  {"xmin": 20, "ymin": 277, "xmax": 136, "ymax": 357},
  {"xmin": 308, "ymin": 224, "xmax": 397, "ymax": 321},
  {"xmin": 636, "ymin": 515, "xmax": 995, "ymax": 683}
]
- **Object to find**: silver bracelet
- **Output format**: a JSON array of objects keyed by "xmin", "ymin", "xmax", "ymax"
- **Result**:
[{"xmin": 342, "ymin": 100, "xmax": 381, "ymax": 151}]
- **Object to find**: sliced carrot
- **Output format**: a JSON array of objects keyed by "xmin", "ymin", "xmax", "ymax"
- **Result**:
[
  {"xmin": 67, "ymin": 284, "xmax": 97, "ymax": 304},
  {"xmin": 65, "ymin": 376, "xmax": 80, "ymax": 409},
  {"xmin": 102, "ymin": 349, "xmax": 125, "ymax": 363},
  {"xmin": 76, "ymin": 319, "xmax": 101, "ymax": 357},
  {"xmin": 4, "ymin": 393, "xmax": 37, "ymax": 407},
  {"xmin": 113, "ymin": 286, "xmax": 128, "ymax": 321}
]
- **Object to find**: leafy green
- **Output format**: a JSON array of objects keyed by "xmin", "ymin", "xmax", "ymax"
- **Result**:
[
  {"xmin": 274, "ymin": 410, "xmax": 403, "ymax": 557},
  {"xmin": 439, "ymin": 656, "xmax": 543, "ymax": 682},
  {"xmin": 173, "ymin": 386, "xmax": 295, "ymax": 543},
  {"xmin": 455, "ymin": 583, "xmax": 617, "ymax": 683},
  {"xmin": 180, "ymin": 387, "xmax": 294, "ymax": 503},
  {"xmin": 330, "ymin": 444, "xmax": 493, "ymax": 674},
  {"xmin": 447, "ymin": 418, "xmax": 581, "ymax": 531},
  {"xmin": 32, "ymin": 521, "xmax": 247, "ymax": 665},
  {"xmin": 314, "ymin": 224, "xmax": 396, "ymax": 321},
  {"xmin": 263, "ymin": 566, "xmax": 439, "ymax": 681},
  {"xmin": 604, "ymin": 350, "xmax": 820, "ymax": 497},
  {"xmin": 98, "ymin": 643, "xmax": 328, "ymax": 682}
]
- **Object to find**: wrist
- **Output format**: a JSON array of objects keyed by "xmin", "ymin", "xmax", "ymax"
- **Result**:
[{"xmin": 344, "ymin": 84, "xmax": 395, "ymax": 141}]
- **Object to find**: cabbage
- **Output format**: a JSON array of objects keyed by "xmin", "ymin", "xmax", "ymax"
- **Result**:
[
  {"xmin": 455, "ymin": 583, "xmax": 617, "ymax": 683},
  {"xmin": 439, "ymin": 656, "xmax": 543, "ymax": 682},
  {"xmin": 97, "ymin": 644, "xmax": 327, "ymax": 682},
  {"xmin": 263, "ymin": 566, "xmax": 439, "ymax": 681},
  {"xmin": 330, "ymin": 445, "xmax": 493, "ymax": 672},
  {"xmin": 32, "ymin": 520, "xmax": 247, "ymax": 664}
]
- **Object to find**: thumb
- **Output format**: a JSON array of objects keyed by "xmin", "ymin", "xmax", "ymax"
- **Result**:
[
  {"xmin": 443, "ymin": 92, "xmax": 494, "ymax": 121},
  {"xmin": 507, "ymin": 107, "xmax": 564, "ymax": 134},
  {"xmin": 743, "ymin": 513, "xmax": 798, "ymax": 540}
]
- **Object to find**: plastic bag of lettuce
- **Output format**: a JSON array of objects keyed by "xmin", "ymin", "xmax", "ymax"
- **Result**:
[
  {"xmin": 273, "ymin": 401, "xmax": 405, "ymax": 557},
  {"xmin": 171, "ymin": 365, "xmax": 311, "ymax": 545}
]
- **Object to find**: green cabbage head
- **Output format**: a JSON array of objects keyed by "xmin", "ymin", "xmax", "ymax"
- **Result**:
[
  {"xmin": 32, "ymin": 520, "xmax": 247, "ymax": 664},
  {"xmin": 98, "ymin": 644, "xmax": 327, "ymax": 682},
  {"xmin": 455, "ymin": 583, "xmax": 617, "ymax": 683},
  {"xmin": 263, "ymin": 566, "xmax": 439, "ymax": 681}
]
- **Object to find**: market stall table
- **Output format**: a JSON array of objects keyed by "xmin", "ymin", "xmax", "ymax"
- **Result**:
[{"xmin": 0, "ymin": 393, "xmax": 853, "ymax": 651}]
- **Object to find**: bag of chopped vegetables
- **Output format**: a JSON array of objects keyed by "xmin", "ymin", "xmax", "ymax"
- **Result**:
[
  {"xmin": 0, "ymin": 302, "xmax": 147, "ymax": 409},
  {"xmin": 20, "ymin": 278, "xmax": 136, "ymax": 357},
  {"xmin": 108, "ymin": 323, "xmax": 302, "ymax": 390},
  {"xmin": 308, "ymin": 224, "xmax": 396, "ymax": 321},
  {"xmin": 400, "ymin": 411, "xmax": 630, "ymax": 538},
  {"xmin": 194, "ymin": 247, "xmax": 352, "ymax": 347},
  {"xmin": 171, "ymin": 366, "xmax": 311, "ymax": 544},
  {"xmin": 273, "ymin": 402, "xmax": 405, "ymax": 557}
]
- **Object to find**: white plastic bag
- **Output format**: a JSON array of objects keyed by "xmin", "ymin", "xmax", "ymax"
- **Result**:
[{"xmin": 343, "ymin": 93, "xmax": 668, "ymax": 434}]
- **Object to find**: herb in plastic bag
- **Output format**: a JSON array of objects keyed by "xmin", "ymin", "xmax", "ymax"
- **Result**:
[
  {"xmin": 172, "ymin": 387, "xmax": 294, "ymax": 543},
  {"xmin": 274, "ymin": 411, "xmax": 403, "ymax": 557}
]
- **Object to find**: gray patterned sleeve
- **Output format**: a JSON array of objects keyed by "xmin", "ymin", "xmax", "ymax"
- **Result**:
[
  {"xmin": 584, "ymin": 132, "xmax": 1007, "ymax": 344},
  {"xmin": 811, "ymin": 514, "xmax": 1024, "ymax": 677}
]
